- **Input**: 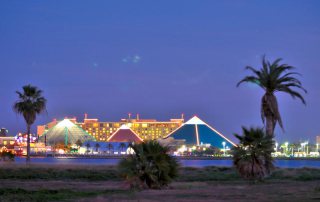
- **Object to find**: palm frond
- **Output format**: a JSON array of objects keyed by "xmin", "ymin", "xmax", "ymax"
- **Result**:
[
  {"xmin": 236, "ymin": 76, "xmax": 263, "ymax": 88},
  {"xmin": 277, "ymin": 86, "xmax": 306, "ymax": 105}
]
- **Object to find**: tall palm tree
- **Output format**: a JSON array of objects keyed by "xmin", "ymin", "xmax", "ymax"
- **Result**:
[
  {"xmin": 237, "ymin": 56, "xmax": 307, "ymax": 136},
  {"xmin": 13, "ymin": 85, "xmax": 47, "ymax": 163}
]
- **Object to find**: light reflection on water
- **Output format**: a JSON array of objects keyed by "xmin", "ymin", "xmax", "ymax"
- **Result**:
[{"xmin": 12, "ymin": 157, "xmax": 320, "ymax": 168}]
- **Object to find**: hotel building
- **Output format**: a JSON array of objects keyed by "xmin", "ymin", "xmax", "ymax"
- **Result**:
[{"xmin": 37, "ymin": 114, "xmax": 184, "ymax": 142}]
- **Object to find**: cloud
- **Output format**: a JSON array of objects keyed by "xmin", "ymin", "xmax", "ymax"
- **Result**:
[{"xmin": 122, "ymin": 54, "xmax": 141, "ymax": 64}]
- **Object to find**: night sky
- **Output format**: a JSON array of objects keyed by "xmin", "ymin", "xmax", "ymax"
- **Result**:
[{"xmin": 1, "ymin": 1, "xmax": 319, "ymax": 143}]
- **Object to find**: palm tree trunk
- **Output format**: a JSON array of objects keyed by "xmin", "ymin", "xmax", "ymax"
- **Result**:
[
  {"xmin": 266, "ymin": 116, "xmax": 274, "ymax": 136},
  {"xmin": 26, "ymin": 125, "xmax": 31, "ymax": 163}
]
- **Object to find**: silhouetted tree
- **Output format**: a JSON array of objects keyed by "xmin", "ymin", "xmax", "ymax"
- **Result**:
[
  {"xmin": 237, "ymin": 56, "xmax": 306, "ymax": 136},
  {"xmin": 14, "ymin": 85, "xmax": 47, "ymax": 163}
]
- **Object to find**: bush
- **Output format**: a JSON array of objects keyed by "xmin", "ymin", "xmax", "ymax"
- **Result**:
[
  {"xmin": 232, "ymin": 127, "xmax": 274, "ymax": 180},
  {"xmin": 118, "ymin": 140, "xmax": 179, "ymax": 189},
  {"xmin": 0, "ymin": 150, "xmax": 15, "ymax": 161}
]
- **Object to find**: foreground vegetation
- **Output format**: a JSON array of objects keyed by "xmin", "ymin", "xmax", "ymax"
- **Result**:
[
  {"xmin": 118, "ymin": 141, "xmax": 179, "ymax": 189},
  {"xmin": 233, "ymin": 127, "xmax": 275, "ymax": 180},
  {"xmin": 0, "ymin": 164, "xmax": 319, "ymax": 201}
]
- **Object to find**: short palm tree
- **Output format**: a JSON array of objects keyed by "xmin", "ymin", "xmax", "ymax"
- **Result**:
[
  {"xmin": 107, "ymin": 143, "xmax": 113, "ymax": 154},
  {"xmin": 232, "ymin": 127, "xmax": 274, "ymax": 180},
  {"xmin": 86, "ymin": 143, "xmax": 91, "ymax": 153},
  {"xmin": 95, "ymin": 143, "xmax": 100, "ymax": 153},
  {"xmin": 118, "ymin": 140, "xmax": 179, "ymax": 189},
  {"xmin": 237, "ymin": 56, "xmax": 307, "ymax": 136},
  {"xmin": 119, "ymin": 143, "xmax": 126, "ymax": 153},
  {"xmin": 13, "ymin": 85, "xmax": 47, "ymax": 163},
  {"xmin": 75, "ymin": 139, "xmax": 83, "ymax": 149}
]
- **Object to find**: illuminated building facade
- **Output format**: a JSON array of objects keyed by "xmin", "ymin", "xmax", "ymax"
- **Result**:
[
  {"xmin": 37, "ymin": 114, "xmax": 184, "ymax": 142},
  {"xmin": 165, "ymin": 116, "xmax": 236, "ymax": 148},
  {"xmin": 317, "ymin": 136, "xmax": 320, "ymax": 144},
  {"xmin": 0, "ymin": 128, "xmax": 16, "ymax": 152},
  {"xmin": 0, "ymin": 137, "xmax": 16, "ymax": 151}
]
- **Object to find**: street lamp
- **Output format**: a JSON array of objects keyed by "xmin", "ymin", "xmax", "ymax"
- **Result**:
[
  {"xmin": 222, "ymin": 141, "xmax": 226, "ymax": 156},
  {"xmin": 275, "ymin": 142, "xmax": 278, "ymax": 152}
]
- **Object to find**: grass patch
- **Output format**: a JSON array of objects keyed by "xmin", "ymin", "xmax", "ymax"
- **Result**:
[
  {"xmin": 0, "ymin": 188, "xmax": 128, "ymax": 202},
  {"xmin": 0, "ymin": 165, "xmax": 120, "ymax": 181},
  {"xmin": 0, "ymin": 164, "xmax": 319, "ymax": 182},
  {"xmin": 269, "ymin": 167, "xmax": 320, "ymax": 181},
  {"xmin": 177, "ymin": 166, "xmax": 241, "ymax": 182}
]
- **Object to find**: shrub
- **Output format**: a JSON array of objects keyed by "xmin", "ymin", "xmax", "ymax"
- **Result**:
[
  {"xmin": 118, "ymin": 140, "xmax": 179, "ymax": 189},
  {"xmin": 232, "ymin": 127, "xmax": 274, "ymax": 180},
  {"xmin": 0, "ymin": 150, "xmax": 15, "ymax": 161}
]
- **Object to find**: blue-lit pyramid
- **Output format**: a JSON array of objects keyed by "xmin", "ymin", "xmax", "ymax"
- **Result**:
[{"xmin": 164, "ymin": 116, "xmax": 235, "ymax": 148}]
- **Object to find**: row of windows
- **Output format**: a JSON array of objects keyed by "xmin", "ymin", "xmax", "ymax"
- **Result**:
[{"xmin": 82, "ymin": 123, "xmax": 180, "ymax": 129}]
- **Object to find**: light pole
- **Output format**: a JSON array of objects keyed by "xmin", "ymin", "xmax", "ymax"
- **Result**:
[{"xmin": 222, "ymin": 141, "xmax": 226, "ymax": 156}]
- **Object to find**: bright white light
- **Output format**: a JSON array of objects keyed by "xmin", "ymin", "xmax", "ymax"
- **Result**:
[
  {"xmin": 56, "ymin": 119, "xmax": 74, "ymax": 128},
  {"xmin": 185, "ymin": 116, "xmax": 206, "ymax": 125},
  {"xmin": 58, "ymin": 149, "xmax": 65, "ymax": 154}
]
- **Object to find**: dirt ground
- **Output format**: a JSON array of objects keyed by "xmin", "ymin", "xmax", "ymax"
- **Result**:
[{"xmin": 1, "ymin": 179, "xmax": 319, "ymax": 202}]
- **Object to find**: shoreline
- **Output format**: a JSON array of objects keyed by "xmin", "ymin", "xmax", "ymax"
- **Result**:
[{"xmin": 19, "ymin": 155, "xmax": 320, "ymax": 161}]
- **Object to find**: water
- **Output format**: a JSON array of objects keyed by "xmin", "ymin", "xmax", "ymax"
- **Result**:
[{"xmin": 12, "ymin": 157, "xmax": 320, "ymax": 168}]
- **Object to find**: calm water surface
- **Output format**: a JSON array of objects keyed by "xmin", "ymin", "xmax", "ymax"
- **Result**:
[{"xmin": 12, "ymin": 157, "xmax": 320, "ymax": 168}]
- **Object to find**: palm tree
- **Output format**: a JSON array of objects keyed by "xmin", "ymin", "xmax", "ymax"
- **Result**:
[
  {"xmin": 13, "ymin": 85, "xmax": 47, "ymax": 163},
  {"xmin": 86, "ymin": 143, "xmax": 91, "ymax": 154},
  {"xmin": 119, "ymin": 143, "xmax": 126, "ymax": 153},
  {"xmin": 237, "ymin": 56, "xmax": 307, "ymax": 136},
  {"xmin": 118, "ymin": 140, "xmax": 179, "ymax": 189},
  {"xmin": 95, "ymin": 143, "xmax": 100, "ymax": 153},
  {"xmin": 107, "ymin": 143, "xmax": 113, "ymax": 154},
  {"xmin": 75, "ymin": 139, "xmax": 83, "ymax": 149},
  {"xmin": 232, "ymin": 127, "xmax": 274, "ymax": 180}
]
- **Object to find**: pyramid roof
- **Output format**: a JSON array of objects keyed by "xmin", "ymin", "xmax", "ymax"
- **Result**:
[
  {"xmin": 165, "ymin": 116, "xmax": 235, "ymax": 148},
  {"xmin": 39, "ymin": 119, "xmax": 95, "ymax": 145},
  {"xmin": 107, "ymin": 124, "xmax": 143, "ymax": 143}
]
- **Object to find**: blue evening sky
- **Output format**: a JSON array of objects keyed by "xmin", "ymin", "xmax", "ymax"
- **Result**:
[{"xmin": 0, "ymin": 0, "xmax": 319, "ymax": 143}]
